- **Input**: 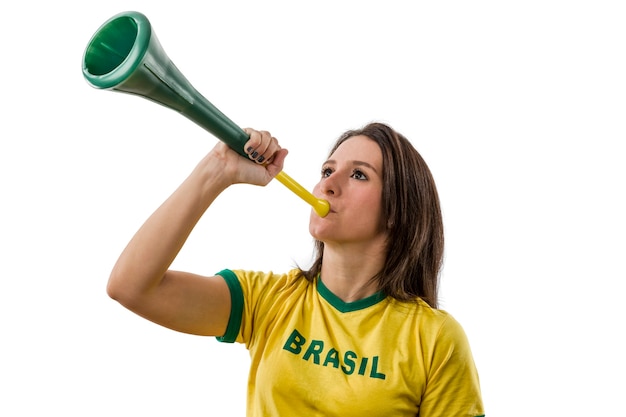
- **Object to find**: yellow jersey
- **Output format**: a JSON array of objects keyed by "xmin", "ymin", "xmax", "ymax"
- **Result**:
[{"xmin": 217, "ymin": 268, "xmax": 484, "ymax": 417}]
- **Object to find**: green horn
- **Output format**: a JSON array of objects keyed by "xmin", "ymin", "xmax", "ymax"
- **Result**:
[
  {"xmin": 82, "ymin": 11, "xmax": 249, "ymax": 156},
  {"xmin": 82, "ymin": 11, "xmax": 330, "ymax": 217}
]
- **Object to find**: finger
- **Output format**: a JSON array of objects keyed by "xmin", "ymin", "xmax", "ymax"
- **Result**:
[
  {"xmin": 243, "ymin": 129, "xmax": 280, "ymax": 164},
  {"xmin": 243, "ymin": 129, "xmax": 270, "ymax": 160},
  {"xmin": 255, "ymin": 135, "xmax": 281, "ymax": 164},
  {"xmin": 265, "ymin": 148, "xmax": 289, "ymax": 177},
  {"xmin": 253, "ymin": 131, "xmax": 272, "ymax": 158},
  {"xmin": 243, "ymin": 128, "xmax": 260, "ymax": 156}
]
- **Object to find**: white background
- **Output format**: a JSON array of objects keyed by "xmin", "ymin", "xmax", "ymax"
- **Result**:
[{"xmin": 1, "ymin": 1, "xmax": 624, "ymax": 415}]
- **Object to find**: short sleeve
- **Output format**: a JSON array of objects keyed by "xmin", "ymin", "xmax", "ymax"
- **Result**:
[
  {"xmin": 215, "ymin": 269, "xmax": 244, "ymax": 343},
  {"xmin": 419, "ymin": 315, "xmax": 485, "ymax": 417}
]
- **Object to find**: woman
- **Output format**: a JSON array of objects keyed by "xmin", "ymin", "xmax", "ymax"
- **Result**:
[{"xmin": 107, "ymin": 122, "xmax": 485, "ymax": 416}]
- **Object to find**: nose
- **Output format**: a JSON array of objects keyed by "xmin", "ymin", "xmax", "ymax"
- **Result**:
[{"xmin": 319, "ymin": 174, "xmax": 339, "ymax": 197}]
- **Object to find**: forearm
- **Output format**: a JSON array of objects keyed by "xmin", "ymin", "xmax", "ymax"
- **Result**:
[
  {"xmin": 104, "ymin": 130, "xmax": 286, "ymax": 335},
  {"xmin": 107, "ymin": 153, "xmax": 231, "ymax": 301}
]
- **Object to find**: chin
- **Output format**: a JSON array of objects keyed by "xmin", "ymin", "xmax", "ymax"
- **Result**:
[
  {"xmin": 308, "ymin": 225, "xmax": 322, "ymax": 241},
  {"xmin": 308, "ymin": 222, "xmax": 328, "ymax": 242}
]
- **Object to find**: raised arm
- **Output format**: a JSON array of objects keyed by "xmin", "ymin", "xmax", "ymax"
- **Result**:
[{"xmin": 106, "ymin": 129, "xmax": 287, "ymax": 336}]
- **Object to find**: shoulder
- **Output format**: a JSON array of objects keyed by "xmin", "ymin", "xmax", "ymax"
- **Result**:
[
  {"xmin": 409, "ymin": 302, "xmax": 484, "ymax": 415},
  {"xmin": 387, "ymin": 298, "xmax": 472, "ymax": 348},
  {"xmin": 220, "ymin": 268, "xmax": 309, "ymax": 299},
  {"xmin": 387, "ymin": 297, "xmax": 454, "ymax": 326},
  {"xmin": 216, "ymin": 269, "xmax": 310, "ymax": 344},
  {"xmin": 226, "ymin": 268, "xmax": 305, "ymax": 286}
]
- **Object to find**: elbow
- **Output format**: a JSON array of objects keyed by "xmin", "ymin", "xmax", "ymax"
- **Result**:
[
  {"xmin": 106, "ymin": 269, "xmax": 140, "ymax": 307},
  {"xmin": 106, "ymin": 270, "xmax": 125, "ymax": 302},
  {"xmin": 106, "ymin": 266, "xmax": 159, "ymax": 311}
]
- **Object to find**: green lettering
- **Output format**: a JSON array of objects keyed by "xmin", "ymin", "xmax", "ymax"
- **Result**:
[
  {"xmin": 369, "ymin": 356, "xmax": 386, "ymax": 380},
  {"xmin": 303, "ymin": 340, "xmax": 324, "ymax": 364},
  {"xmin": 323, "ymin": 348, "xmax": 340, "ymax": 368},
  {"xmin": 283, "ymin": 329, "xmax": 306, "ymax": 354},
  {"xmin": 342, "ymin": 351, "xmax": 357, "ymax": 375},
  {"xmin": 284, "ymin": 333, "xmax": 386, "ymax": 381},
  {"xmin": 358, "ymin": 357, "xmax": 369, "ymax": 376}
]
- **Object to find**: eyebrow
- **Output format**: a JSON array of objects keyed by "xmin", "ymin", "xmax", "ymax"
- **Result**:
[{"xmin": 323, "ymin": 159, "xmax": 379, "ymax": 174}]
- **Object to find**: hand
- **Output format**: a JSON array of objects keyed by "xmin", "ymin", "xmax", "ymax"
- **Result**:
[
  {"xmin": 243, "ymin": 128, "xmax": 282, "ymax": 165},
  {"xmin": 199, "ymin": 129, "xmax": 288, "ymax": 188},
  {"xmin": 235, "ymin": 128, "xmax": 288, "ymax": 185}
]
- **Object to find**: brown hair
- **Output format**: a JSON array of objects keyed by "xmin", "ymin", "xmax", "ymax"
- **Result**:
[{"xmin": 301, "ymin": 122, "xmax": 444, "ymax": 308}]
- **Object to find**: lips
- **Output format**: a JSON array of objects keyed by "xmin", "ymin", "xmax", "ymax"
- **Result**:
[{"xmin": 324, "ymin": 201, "xmax": 337, "ymax": 214}]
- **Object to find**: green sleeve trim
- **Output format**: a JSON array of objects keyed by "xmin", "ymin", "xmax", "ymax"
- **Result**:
[{"xmin": 215, "ymin": 269, "xmax": 244, "ymax": 343}]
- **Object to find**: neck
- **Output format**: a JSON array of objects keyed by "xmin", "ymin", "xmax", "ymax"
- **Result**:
[{"xmin": 319, "ymin": 240, "xmax": 387, "ymax": 303}]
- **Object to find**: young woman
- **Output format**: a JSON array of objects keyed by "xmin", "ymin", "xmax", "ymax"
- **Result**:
[{"xmin": 107, "ymin": 122, "xmax": 485, "ymax": 416}]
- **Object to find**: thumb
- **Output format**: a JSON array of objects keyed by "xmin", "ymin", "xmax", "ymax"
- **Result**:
[{"xmin": 265, "ymin": 148, "xmax": 289, "ymax": 178}]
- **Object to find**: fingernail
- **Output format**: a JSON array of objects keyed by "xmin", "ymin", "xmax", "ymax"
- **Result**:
[
  {"xmin": 257, "ymin": 156, "xmax": 265, "ymax": 163},
  {"xmin": 246, "ymin": 147, "xmax": 253, "ymax": 153},
  {"xmin": 251, "ymin": 151, "xmax": 258, "ymax": 158}
]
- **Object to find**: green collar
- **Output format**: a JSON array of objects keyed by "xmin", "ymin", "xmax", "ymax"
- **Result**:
[{"xmin": 316, "ymin": 276, "xmax": 386, "ymax": 313}]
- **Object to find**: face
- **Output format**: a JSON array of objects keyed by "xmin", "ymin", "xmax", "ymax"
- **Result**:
[{"xmin": 309, "ymin": 135, "xmax": 387, "ymax": 248}]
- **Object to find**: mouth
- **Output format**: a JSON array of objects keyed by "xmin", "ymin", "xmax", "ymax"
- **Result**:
[{"xmin": 313, "ymin": 204, "xmax": 335, "ymax": 216}]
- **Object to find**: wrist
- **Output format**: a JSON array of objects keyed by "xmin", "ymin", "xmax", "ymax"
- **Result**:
[{"xmin": 187, "ymin": 151, "xmax": 235, "ymax": 202}]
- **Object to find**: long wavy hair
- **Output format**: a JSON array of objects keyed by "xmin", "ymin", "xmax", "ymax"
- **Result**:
[{"xmin": 300, "ymin": 122, "xmax": 444, "ymax": 308}]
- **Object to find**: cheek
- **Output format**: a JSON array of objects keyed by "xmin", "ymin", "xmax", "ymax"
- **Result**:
[
  {"xmin": 356, "ymin": 190, "xmax": 383, "ymax": 211},
  {"xmin": 358, "ymin": 193, "xmax": 385, "ymax": 229},
  {"xmin": 312, "ymin": 182, "xmax": 322, "ymax": 197}
]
